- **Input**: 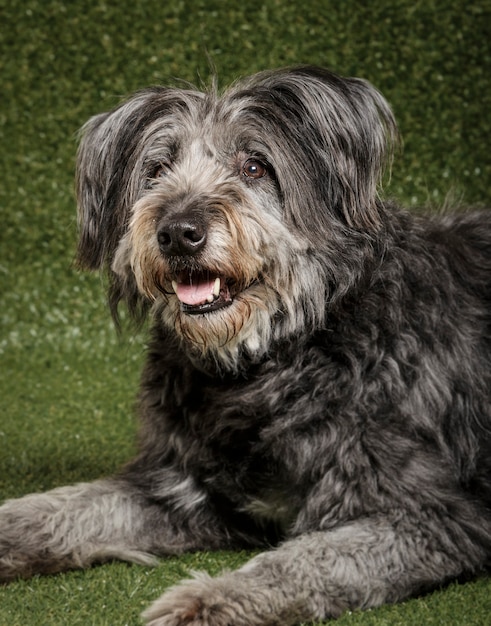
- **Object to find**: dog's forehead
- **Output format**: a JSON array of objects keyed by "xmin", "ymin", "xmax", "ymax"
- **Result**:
[{"xmin": 139, "ymin": 92, "xmax": 260, "ymax": 161}]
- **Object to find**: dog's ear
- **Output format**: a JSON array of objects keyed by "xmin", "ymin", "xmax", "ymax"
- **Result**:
[
  {"xmin": 241, "ymin": 66, "xmax": 399, "ymax": 232},
  {"xmin": 76, "ymin": 98, "xmax": 149, "ymax": 272},
  {"xmin": 76, "ymin": 110, "xmax": 118, "ymax": 270},
  {"xmin": 75, "ymin": 91, "xmax": 168, "ymax": 325},
  {"xmin": 75, "ymin": 89, "xmax": 173, "ymax": 271}
]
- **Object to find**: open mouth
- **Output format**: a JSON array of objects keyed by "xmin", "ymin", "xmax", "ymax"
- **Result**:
[{"xmin": 171, "ymin": 271, "xmax": 234, "ymax": 315}]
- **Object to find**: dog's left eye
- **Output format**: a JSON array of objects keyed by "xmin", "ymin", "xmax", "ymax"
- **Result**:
[{"xmin": 242, "ymin": 159, "xmax": 268, "ymax": 180}]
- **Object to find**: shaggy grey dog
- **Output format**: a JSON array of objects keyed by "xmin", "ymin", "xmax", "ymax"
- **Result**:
[{"xmin": 1, "ymin": 66, "xmax": 490, "ymax": 625}]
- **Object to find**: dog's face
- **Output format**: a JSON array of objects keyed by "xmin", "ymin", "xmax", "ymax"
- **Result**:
[{"xmin": 76, "ymin": 66, "xmax": 396, "ymax": 368}]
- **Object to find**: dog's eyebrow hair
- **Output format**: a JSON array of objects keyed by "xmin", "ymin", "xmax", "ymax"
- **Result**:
[
  {"xmin": 143, "ymin": 137, "xmax": 182, "ymax": 161},
  {"xmin": 233, "ymin": 134, "xmax": 270, "ymax": 155}
]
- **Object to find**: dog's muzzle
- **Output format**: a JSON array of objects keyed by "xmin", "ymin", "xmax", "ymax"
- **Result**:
[{"xmin": 157, "ymin": 213, "xmax": 233, "ymax": 315}]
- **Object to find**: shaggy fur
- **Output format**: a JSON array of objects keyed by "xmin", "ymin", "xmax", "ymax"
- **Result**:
[{"xmin": 1, "ymin": 66, "xmax": 490, "ymax": 625}]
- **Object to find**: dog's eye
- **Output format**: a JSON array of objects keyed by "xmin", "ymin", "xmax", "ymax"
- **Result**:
[
  {"xmin": 242, "ymin": 159, "xmax": 268, "ymax": 180},
  {"xmin": 153, "ymin": 162, "xmax": 172, "ymax": 178}
]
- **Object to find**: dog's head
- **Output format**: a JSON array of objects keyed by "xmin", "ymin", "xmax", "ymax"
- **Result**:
[{"xmin": 76, "ymin": 66, "xmax": 397, "ymax": 368}]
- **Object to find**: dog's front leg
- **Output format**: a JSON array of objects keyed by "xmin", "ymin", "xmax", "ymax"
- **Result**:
[
  {"xmin": 143, "ymin": 515, "xmax": 485, "ymax": 626},
  {"xmin": 0, "ymin": 477, "xmax": 212, "ymax": 582}
]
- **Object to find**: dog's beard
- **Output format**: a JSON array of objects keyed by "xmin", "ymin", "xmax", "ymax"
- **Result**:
[
  {"xmin": 143, "ymin": 268, "xmax": 282, "ymax": 370},
  {"xmin": 160, "ymin": 282, "xmax": 278, "ymax": 364}
]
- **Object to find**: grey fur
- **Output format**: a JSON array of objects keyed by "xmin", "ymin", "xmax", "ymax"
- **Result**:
[{"xmin": 1, "ymin": 66, "xmax": 490, "ymax": 625}]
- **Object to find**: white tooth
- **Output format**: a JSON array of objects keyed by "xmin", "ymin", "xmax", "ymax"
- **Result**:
[
  {"xmin": 172, "ymin": 280, "xmax": 178, "ymax": 294},
  {"xmin": 213, "ymin": 277, "xmax": 221, "ymax": 297},
  {"xmin": 207, "ymin": 294, "xmax": 214, "ymax": 303}
]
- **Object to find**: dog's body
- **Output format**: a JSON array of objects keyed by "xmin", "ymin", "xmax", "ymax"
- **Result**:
[{"xmin": 1, "ymin": 66, "xmax": 490, "ymax": 625}]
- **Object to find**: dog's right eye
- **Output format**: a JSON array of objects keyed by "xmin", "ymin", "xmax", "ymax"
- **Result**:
[{"xmin": 152, "ymin": 162, "xmax": 172, "ymax": 179}]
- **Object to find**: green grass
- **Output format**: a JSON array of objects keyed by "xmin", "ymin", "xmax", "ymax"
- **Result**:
[{"xmin": 1, "ymin": 0, "xmax": 490, "ymax": 624}]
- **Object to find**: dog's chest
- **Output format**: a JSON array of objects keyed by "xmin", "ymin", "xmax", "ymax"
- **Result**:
[
  {"xmin": 159, "ymin": 350, "xmax": 323, "ymax": 529},
  {"xmin": 241, "ymin": 492, "xmax": 297, "ymax": 529},
  {"xmin": 196, "ymin": 432, "xmax": 301, "ymax": 532}
]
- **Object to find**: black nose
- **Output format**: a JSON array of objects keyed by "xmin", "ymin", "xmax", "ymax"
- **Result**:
[{"xmin": 157, "ymin": 216, "xmax": 207, "ymax": 257}]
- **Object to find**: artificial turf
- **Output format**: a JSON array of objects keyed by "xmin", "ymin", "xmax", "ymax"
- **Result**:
[{"xmin": 1, "ymin": 0, "xmax": 490, "ymax": 624}]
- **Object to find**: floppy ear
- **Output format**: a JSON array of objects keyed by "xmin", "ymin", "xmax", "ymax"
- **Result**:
[
  {"xmin": 76, "ymin": 110, "xmax": 118, "ymax": 270},
  {"xmin": 242, "ymin": 66, "xmax": 399, "ymax": 231},
  {"xmin": 75, "ymin": 89, "xmax": 172, "ymax": 271}
]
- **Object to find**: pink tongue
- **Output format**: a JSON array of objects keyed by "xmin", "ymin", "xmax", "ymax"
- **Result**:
[{"xmin": 176, "ymin": 277, "xmax": 217, "ymax": 306}]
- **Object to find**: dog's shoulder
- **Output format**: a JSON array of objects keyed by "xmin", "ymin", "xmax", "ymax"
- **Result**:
[{"xmin": 412, "ymin": 208, "xmax": 491, "ymax": 294}]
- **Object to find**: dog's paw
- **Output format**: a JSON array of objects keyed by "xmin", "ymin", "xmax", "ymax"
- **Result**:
[
  {"xmin": 142, "ymin": 570, "xmax": 299, "ymax": 626},
  {"xmin": 142, "ymin": 572, "xmax": 248, "ymax": 626}
]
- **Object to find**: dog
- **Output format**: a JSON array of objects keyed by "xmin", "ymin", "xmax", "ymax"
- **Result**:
[{"xmin": 1, "ymin": 65, "xmax": 490, "ymax": 626}]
